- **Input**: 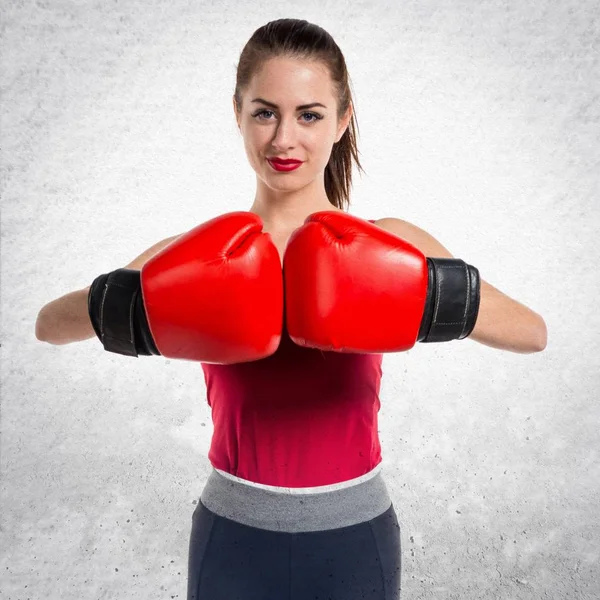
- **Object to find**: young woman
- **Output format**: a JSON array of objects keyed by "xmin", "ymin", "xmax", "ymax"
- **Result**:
[{"xmin": 36, "ymin": 18, "xmax": 547, "ymax": 600}]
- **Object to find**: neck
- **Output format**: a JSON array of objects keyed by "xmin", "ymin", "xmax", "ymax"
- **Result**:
[{"xmin": 249, "ymin": 177, "xmax": 340, "ymax": 230}]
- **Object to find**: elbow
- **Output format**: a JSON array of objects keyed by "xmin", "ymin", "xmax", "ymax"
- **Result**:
[
  {"xmin": 536, "ymin": 333, "xmax": 547, "ymax": 352},
  {"xmin": 35, "ymin": 311, "xmax": 54, "ymax": 344},
  {"xmin": 533, "ymin": 317, "xmax": 548, "ymax": 353},
  {"xmin": 35, "ymin": 314, "xmax": 48, "ymax": 343}
]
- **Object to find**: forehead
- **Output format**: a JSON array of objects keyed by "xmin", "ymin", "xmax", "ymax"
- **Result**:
[{"xmin": 248, "ymin": 57, "xmax": 335, "ymax": 100}]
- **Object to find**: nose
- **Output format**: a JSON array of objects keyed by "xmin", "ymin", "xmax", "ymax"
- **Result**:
[{"xmin": 271, "ymin": 116, "xmax": 297, "ymax": 150}]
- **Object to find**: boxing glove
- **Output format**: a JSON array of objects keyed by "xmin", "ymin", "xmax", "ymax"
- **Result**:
[
  {"xmin": 283, "ymin": 211, "xmax": 480, "ymax": 353},
  {"xmin": 88, "ymin": 212, "xmax": 283, "ymax": 364}
]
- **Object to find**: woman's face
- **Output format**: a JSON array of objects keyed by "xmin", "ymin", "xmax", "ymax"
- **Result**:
[{"xmin": 234, "ymin": 57, "xmax": 351, "ymax": 193}]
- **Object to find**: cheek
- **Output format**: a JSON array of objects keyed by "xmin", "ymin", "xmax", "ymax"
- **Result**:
[
  {"xmin": 312, "ymin": 132, "xmax": 335, "ymax": 162},
  {"xmin": 244, "ymin": 128, "xmax": 270, "ymax": 155},
  {"xmin": 243, "ymin": 134, "xmax": 262, "ymax": 165}
]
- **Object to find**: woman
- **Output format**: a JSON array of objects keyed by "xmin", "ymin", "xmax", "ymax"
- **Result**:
[{"xmin": 36, "ymin": 18, "xmax": 547, "ymax": 600}]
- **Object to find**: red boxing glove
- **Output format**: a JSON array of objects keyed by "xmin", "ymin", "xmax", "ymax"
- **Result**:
[
  {"xmin": 283, "ymin": 211, "xmax": 428, "ymax": 352},
  {"xmin": 142, "ymin": 212, "xmax": 283, "ymax": 363}
]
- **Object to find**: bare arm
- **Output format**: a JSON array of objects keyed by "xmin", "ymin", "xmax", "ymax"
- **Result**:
[
  {"xmin": 35, "ymin": 233, "xmax": 183, "ymax": 345},
  {"xmin": 374, "ymin": 217, "xmax": 547, "ymax": 354}
]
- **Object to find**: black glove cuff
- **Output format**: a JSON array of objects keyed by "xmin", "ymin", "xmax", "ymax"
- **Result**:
[
  {"xmin": 87, "ymin": 273, "xmax": 108, "ymax": 341},
  {"xmin": 87, "ymin": 269, "xmax": 160, "ymax": 357},
  {"xmin": 417, "ymin": 258, "xmax": 481, "ymax": 343}
]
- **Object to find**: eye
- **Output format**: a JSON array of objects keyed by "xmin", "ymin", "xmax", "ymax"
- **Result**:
[
  {"xmin": 254, "ymin": 109, "xmax": 275, "ymax": 120},
  {"xmin": 301, "ymin": 112, "xmax": 322, "ymax": 123}
]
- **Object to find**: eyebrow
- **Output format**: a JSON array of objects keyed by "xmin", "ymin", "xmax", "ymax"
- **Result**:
[{"xmin": 251, "ymin": 98, "xmax": 327, "ymax": 110}]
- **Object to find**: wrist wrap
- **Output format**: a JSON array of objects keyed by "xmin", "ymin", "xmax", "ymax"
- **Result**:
[
  {"xmin": 417, "ymin": 258, "xmax": 480, "ymax": 343},
  {"xmin": 88, "ymin": 269, "xmax": 160, "ymax": 357}
]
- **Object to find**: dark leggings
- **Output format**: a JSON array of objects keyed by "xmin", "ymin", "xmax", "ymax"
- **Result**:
[{"xmin": 187, "ymin": 499, "xmax": 402, "ymax": 599}]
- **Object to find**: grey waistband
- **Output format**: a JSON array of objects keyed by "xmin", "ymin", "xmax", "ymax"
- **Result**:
[{"xmin": 199, "ymin": 467, "xmax": 392, "ymax": 533}]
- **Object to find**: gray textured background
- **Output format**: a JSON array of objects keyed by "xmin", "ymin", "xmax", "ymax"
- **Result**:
[{"xmin": 2, "ymin": 0, "xmax": 599, "ymax": 598}]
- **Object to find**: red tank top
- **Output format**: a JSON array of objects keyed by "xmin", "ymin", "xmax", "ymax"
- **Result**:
[{"xmin": 201, "ymin": 219, "xmax": 384, "ymax": 488}]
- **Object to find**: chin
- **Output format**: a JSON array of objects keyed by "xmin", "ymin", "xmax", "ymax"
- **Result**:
[
  {"xmin": 268, "ymin": 182, "xmax": 304, "ymax": 194},
  {"xmin": 262, "ymin": 172, "xmax": 308, "ymax": 190}
]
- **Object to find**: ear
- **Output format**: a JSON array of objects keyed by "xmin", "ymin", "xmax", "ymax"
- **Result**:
[{"xmin": 335, "ymin": 103, "xmax": 353, "ymax": 143}]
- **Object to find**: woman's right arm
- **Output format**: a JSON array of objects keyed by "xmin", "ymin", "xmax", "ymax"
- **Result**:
[{"xmin": 35, "ymin": 233, "xmax": 183, "ymax": 345}]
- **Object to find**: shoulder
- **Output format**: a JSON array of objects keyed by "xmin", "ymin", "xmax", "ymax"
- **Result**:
[
  {"xmin": 123, "ymin": 232, "xmax": 185, "ymax": 270},
  {"xmin": 371, "ymin": 217, "xmax": 454, "ymax": 258}
]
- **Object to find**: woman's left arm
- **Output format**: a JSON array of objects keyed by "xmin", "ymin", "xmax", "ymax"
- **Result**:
[{"xmin": 373, "ymin": 217, "xmax": 548, "ymax": 354}]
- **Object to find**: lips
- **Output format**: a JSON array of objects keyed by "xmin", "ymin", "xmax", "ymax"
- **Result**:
[
  {"xmin": 268, "ymin": 158, "xmax": 302, "ymax": 165},
  {"xmin": 268, "ymin": 158, "xmax": 303, "ymax": 172}
]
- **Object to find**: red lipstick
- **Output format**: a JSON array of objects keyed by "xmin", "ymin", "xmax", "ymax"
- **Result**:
[{"xmin": 268, "ymin": 158, "xmax": 303, "ymax": 172}]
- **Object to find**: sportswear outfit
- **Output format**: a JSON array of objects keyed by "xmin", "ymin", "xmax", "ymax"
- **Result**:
[{"xmin": 88, "ymin": 211, "xmax": 481, "ymax": 600}]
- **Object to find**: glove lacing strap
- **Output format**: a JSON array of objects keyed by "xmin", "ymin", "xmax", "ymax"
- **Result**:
[
  {"xmin": 87, "ymin": 269, "xmax": 159, "ymax": 357},
  {"xmin": 417, "ymin": 258, "xmax": 481, "ymax": 343}
]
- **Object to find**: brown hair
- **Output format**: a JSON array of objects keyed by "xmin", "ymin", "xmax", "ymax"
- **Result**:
[{"xmin": 233, "ymin": 18, "xmax": 364, "ymax": 211}]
